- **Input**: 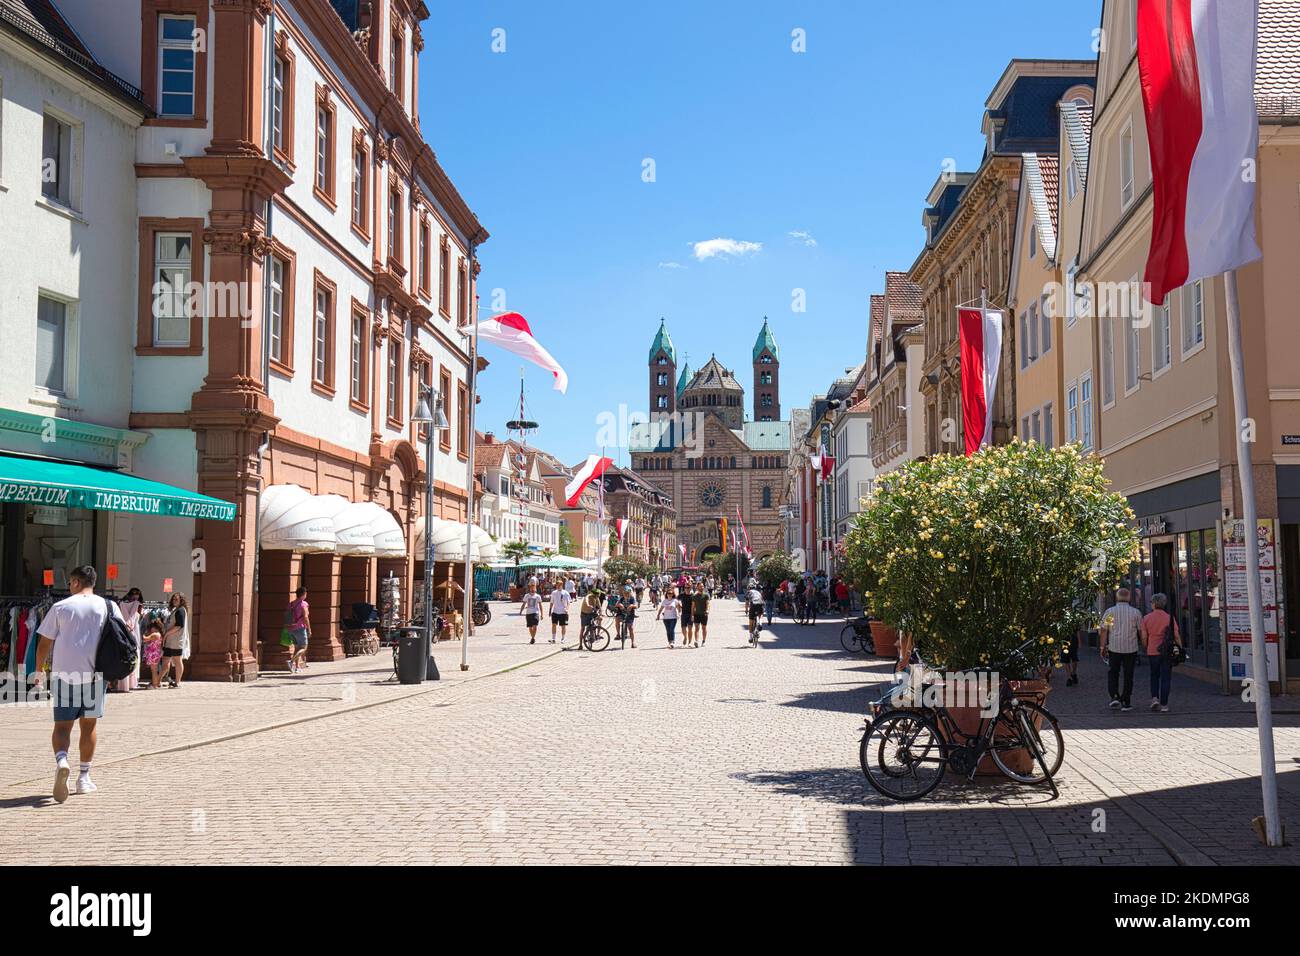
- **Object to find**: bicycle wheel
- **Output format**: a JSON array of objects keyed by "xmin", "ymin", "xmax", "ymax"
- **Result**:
[
  {"xmin": 584, "ymin": 625, "xmax": 611, "ymax": 652},
  {"xmin": 990, "ymin": 701, "xmax": 1064, "ymax": 784},
  {"xmin": 840, "ymin": 625, "xmax": 867, "ymax": 653},
  {"xmin": 473, "ymin": 607, "xmax": 489, "ymax": 627},
  {"xmin": 860, "ymin": 711, "xmax": 946, "ymax": 801}
]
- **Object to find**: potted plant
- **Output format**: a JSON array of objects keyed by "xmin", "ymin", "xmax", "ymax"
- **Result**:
[{"xmin": 843, "ymin": 441, "xmax": 1139, "ymax": 770}]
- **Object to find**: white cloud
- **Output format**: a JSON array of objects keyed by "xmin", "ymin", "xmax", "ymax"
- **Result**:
[
  {"xmin": 788, "ymin": 230, "xmax": 817, "ymax": 247},
  {"xmin": 658, "ymin": 261, "xmax": 685, "ymax": 270},
  {"xmin": 692, "ymin": 238, "xmax": 762, "ymax": 260}
]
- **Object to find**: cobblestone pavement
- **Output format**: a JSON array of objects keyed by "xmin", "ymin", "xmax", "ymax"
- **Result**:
[{"xmin": 1, "ymin": 598, "xmax": 1297, "ymax": 865}]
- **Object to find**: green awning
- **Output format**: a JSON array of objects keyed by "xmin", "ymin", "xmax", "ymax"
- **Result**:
[{"xmin": 0, "ymin": 454, "xmax": 236, "ymax": 521}]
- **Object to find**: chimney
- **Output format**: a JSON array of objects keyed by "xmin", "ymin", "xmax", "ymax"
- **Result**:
[{"xmin": 483, "ymin": 432, "xmax": 495, "ymax": 444}]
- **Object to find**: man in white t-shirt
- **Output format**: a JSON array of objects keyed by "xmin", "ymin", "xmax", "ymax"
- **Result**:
[
  {"xmin": 548, "ymin": 584, "xmax": 572, "ymax": 644},
  {"xmin": 32, "ymin": 565, "xmax": 125, "ymax": 803}
]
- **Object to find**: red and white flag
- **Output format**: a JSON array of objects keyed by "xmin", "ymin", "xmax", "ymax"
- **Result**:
[
  {"xmin": 735, "ymin": 506, "xmax": 751, "ymax": 555},
  {"xmin": 958, "ymin": 306, "xmax": 1003, "ymax": 456},
  {"xmin": 1137, "ymin": 0, "xmax": 1261, "ymax": 305},
  {"xmin": 679, "ymin": 543, "xmax": 687, "ymax": 563},
  {"xmin": 564, "ymin": 454, "xmax": 613, "ymax": 508},
  {"xmin": 613, "ymin": 518, "xmax": 628, "ymax": 542},
  {"xmin": 819, "ymin": 445, "xmax": 835, "ymax": 481},
  {"xmin": 477, "ymin": 312, "xmax": 569, "ymax": 393}
]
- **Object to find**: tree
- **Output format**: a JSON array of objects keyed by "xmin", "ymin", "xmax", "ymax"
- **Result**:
[
  {"xmin": 558, "ymin": 524, "xmax": 577, "ymax": 557},
  {"xmin": 502, "ymin": 539, "xmax": 531, "ymax": 585},
  {"xmin": 754, "ymin": 551, "xmax": 797, "ymax": 588},
  {"xmin": 843, "ymin": 441, "xmax": 1139, "ymax": 673},
  {"xmin": 541, "ymin": 547, "xmax": 557, "ymax": 560},
  {"xmin": 706, "ymin": 551, "xmax": 749, "ymax": 583},
  {"xmin": 603, "ymin": 555, "xmax": 650, "ymax": 585}
]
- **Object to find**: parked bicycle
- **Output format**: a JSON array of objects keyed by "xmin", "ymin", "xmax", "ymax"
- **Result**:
[
  {"xmin": 472, "ymin": 599, "xmax": 491, "ymax": 628},
  {"xmin": 839, "ymin": 616, "xmax": 876, "ymax": 655},
  {"xmin": 859, "ymin": 637, "xmax": 1064, "ymax": 801}
]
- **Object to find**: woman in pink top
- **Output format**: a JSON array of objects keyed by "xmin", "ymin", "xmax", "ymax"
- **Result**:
[
  {"xmin": 286, "ymin": 586, "xmax": 312, "ymax": 674},
  {"xmin": 1140, "ymin": 593, "xmax": 1183, "ymax": 712}
]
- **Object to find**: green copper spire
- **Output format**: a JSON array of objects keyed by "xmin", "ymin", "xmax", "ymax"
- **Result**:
[
  {"xmin": 649, "ymin": 318, "xmax": 676, "ymax": 364},
  {"xmin": 752, "ymin": 317, "xmax": 779, "ymax": 362},
  {"xmin": 675, "ymin": 360, "xmax": 692, "ymax": 398}
]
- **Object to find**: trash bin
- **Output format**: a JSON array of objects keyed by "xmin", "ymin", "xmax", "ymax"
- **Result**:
[{"xmin": 395, "ymin": 627, "xmax": 425, "ymax": 685}]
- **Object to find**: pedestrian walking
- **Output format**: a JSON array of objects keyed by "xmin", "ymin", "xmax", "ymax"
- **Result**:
[
  {"xmin": 158, "ymin": 592, "xmax": 192, "ymax": 685},
  {"xmin": 691, "ymin": 583, "xmax": 710, "ymax": 647},
  {"xmin": 1141, "ymin": 593, "xmax": 1184, "ymax": 712},
  {"xmin": 657, "ymin": 587, "xmax": 680, "ymax": 648},
  {"xmin": 618, "ymin": 586, "xmax": 638, "ymax": 648},
  {"xmin": 519, "ymin": 583, "xmax": 543, "ymax": 643},
  {"xmin": 283, "ymin": 588, "xmax": 309, "ymax": 675},
  {"xmin": 31, "ymin": 565, "xmax": 125, "ymax": 802},
  {"xmin": 548, "ymin": 581, "xmax": 572, "ymax": 644},
  {"xmin": 762, "ymin": 579, "xmax": 776, "ymax": 626},
  {"xmin": 1100, "ymin": 587, "xmax": 1142, "ymax": 712},
  {"xmin": 679, "ymin": 583, "xmax": 694, "ymax": 645}
]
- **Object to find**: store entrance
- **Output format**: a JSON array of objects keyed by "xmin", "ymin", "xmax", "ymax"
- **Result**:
[
  {"xmin": 1282, "ymin": 525, "xmax": 1300, "ymax": 664},
  {"xmin": 1151, "ymin": 541, "xmax": 1175, "ymax": 614}
]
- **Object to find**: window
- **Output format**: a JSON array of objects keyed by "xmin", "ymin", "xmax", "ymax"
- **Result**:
[
  {"xmin": 350, "ymin": 309, "xmax": 367, "ymax": 405},
  {"xmin": 158, "ymin": 14, "xmax": 196, "ymax": 118},
  {"xmin": 268, "ymin": 256, "xmax": 285, "ymax": 365},
  {"xmin": 439, "ymin": 238, "xmax": 450, "ymax": 315},
  {"xmin": 1119, "ymin": 119, "xmax": 1135, "ymax": 210},
  {"xmin": 458, "ymin": 382, "xmax": 469, "ymax": 457},
  {"xmin": 388, "ymin": 188, "xmax": 402, "ymax": 264},
  {"xmin": 313, "ymin": 88, "xmax": 335, "ymax": 205},
  {"xmin": 1021, "ymin": 415, "xmax": 1030, "ymax": 440},
  {"xmin": 760, "ymin": 371, "xmax": 772, "ymax": 385},
  {"xmin": 761, "ymin": 394, "xmax": 773, "ymax": 407},
  {"xmin": 1153, "ymin": 300, "xmax": 1171, "ymax": 373},
  {"xmin": 386, "ymin": 340, "xmax": 401, "ymax": 423},
  {"xmin": 1028, "ymin": 300, "xmax": 1039, "ymax": 360},
  {"xmin": 36, "ymin": 295, "xmax": 67, "ymax": 394},
  {"xmin": 1080, "ymin": 373, "xmax": 1094, "ymax": 450},
  {"xmin": 390, "ymin": 31, "xmax": 403, "ymax": 99},
  {"xmin": 417, "ymin": 361, "xmax": 431, "ymax": 441},
  {"xmin": 351, "ymin": 146, "xmax": 367, "ymax": 231},
  {"xmin": 1028, "ymin": 223, "xmax": 1037, "ymax": 259},
  {"xmin": 1065, "ymin": 160, "xmax": 1078, "ymax": 202},
  {"xmin": 657, "ymin": 395, "xmax": 668, "ymax": 410},
  {"xmin": 762, "ymin": 486, "xmax": 772, "ymax": 508},
  {"xmin": 311, "ymin": 272, "xmax": 335, "ymax": 390},
  {"xmin": 1065, "ymin": 265, "xmax": 1078, "ymax": 327},
  {"xmin": 1125, "ymin": 315, "xmax": 1140, "ymax": 393},
  {"xmin": 153, "ymin": 232, "xmax": 193, "ymax": 347},
  {"xmin": 419, "ymin": 220, "xmax": 431, "ymax": 295},
  {"xmin": 439, "ymin": 368, "xmax": 452, "ymax": 449},
  {"xmin": 272, "ymin": 53, "xmax": 288, "ymax": 155},
  {"xmin": 1100, "ymin": 318, "xmax": 1115, "ymax": 406},
  {"xmin": 457, "ymin": 258, "xmax": 468, "ymax": 326},
  {"xmin": 41, "ymin": 114, "xmax": 72, "ymax": 205},
  {"xmin": 1067, "ymin": 383, "xmax": 1079, "ymax": 444},
  {"xmin": 657, "ymin": 372, "xmax": 668, "ymax": 387},
  {"xmin": 1040, "ymin": 294, "xmax": 1051, "ymax": 354},
  {"xmin": 1019, "ymin": 311, "xmax": 1030, "ymax": 369},
  {"xmin": 1043, "ymin": 402, "xmax": 1054, "ymax": 449},
  {"xmin": 1181, "ymin": 280, "xmax": 1204, "ymax": 353},
  {"xmin": 1031, "ymin": 410, "xmax": 1041, "ymax": 444}
]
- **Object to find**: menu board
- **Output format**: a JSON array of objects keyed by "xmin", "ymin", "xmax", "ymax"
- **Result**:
[{"xmin": 1222, "ymin": 519, "xmax": 1280, "ymax": 682}]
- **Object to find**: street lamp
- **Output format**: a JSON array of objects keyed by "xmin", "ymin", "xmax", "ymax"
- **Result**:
[{"xmin": 412, "ymin": 386, "xmax": 449, "ymax": 681}]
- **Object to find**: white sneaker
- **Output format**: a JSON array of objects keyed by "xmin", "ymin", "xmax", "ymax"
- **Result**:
[
  {"xmin": 53, "ymin": 765, "xmax": 70, "ymax": 804},
  {"xmin": 76, "ymin": 776, "xmax": 97, "ymax": 794},
  {"xmin": 1159, "ymin": 705, "xmax": 1170, "ymax": 713},
  {"xmin": 1150, "ymin": 697, "xmax": 1160, "ymax": 712}
]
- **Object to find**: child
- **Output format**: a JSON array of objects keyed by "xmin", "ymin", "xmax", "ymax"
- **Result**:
[{"xmin": 142, "ymin": 620, "xmax": 165, "ymax": 689}]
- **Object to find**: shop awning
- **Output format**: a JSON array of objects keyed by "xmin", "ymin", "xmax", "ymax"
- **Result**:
[
  {"xmin": 259, "ymin": 485, "xmax": 337, "ymax": 552},
  {"xmin": 413, "ymin": 518, "xmax": 496, "ymax": 562},
  {"xmin": 0, "ymin": 454, "xmax": 236, "ymax": 521}
]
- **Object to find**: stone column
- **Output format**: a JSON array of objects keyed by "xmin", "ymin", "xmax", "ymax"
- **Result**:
[{"xmin": 301, "ymin": 553, "xmax": 344, "ymax": 662}]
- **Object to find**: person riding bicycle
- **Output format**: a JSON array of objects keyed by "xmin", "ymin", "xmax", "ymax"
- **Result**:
[
  {"xmin": 617, "ymin": 588, "xmax": 638, "ymax": 647},
  {"xmin": 746, "ymin": 583, "xmax": 764, "ymax": 642}
]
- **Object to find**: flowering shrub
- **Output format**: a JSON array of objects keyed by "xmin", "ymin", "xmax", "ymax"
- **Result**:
[{"xmin": 843, "ymin": 441, "xmax": 1139, "ymax": 673}]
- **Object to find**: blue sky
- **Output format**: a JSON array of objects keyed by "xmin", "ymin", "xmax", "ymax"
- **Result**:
[{"xmin": 422, "ymin": 0, "xmax": 1101, "ymax": 467}]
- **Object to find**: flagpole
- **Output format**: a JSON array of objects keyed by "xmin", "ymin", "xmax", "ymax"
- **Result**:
[
  {"xmin": 597, "ymin": 446, "xmax": 606, "ymax": 587},
  {"xmin": 1224, "ymin": 268, "xmax": 1281, "ymax": 846},
  {"xmin": 460, "ymin": 241, "xmax": 479, "ymax": 672}
]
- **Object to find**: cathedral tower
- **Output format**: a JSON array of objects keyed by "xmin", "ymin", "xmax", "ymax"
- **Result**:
[
  {"xmin": 752, "ymin": 317, "xmax": 780, "ymax": 421},
  {"xmin": 649, "ymin": 319, "xmax": 677, "ymax": 416}
]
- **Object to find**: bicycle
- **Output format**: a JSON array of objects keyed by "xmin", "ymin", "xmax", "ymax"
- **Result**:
[
  {"xmin": 839, "ymin": 616, "xmax": 876, "ymax": 655},
  {"xmin": 472, "ymin": 599, "xmax": 491, "ymax": 628},
  {"xmin": 859, "ymin": 638, "xmax": 1064, "ymax": 801},
  {"xmin": 579, "ymin": 616, "xmax": 611, "ymax": 652},
  {"xmin": 747, "ymin": 607, "xmax": 762, "ymax": 646}
]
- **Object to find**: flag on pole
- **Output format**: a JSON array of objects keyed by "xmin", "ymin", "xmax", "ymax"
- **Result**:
[
  {"xmin": 809, "ymin": 453, "xmax": 822, "ymax": 484},
  {"xmin": 564, "ymin": 454, "xmax": 613, "ymax": 507},
  {"xmin": 476, "ymin": 312, "xmax": 569, "ymax": 393},
  {"xmin": 735, "ymin": 506, "xmax": 751, "ymax": 556},
  {"xmin": 1137, "ymin": 0, "xmax": 1261, "ymax": 306},
  {"xmin": 819, "ymin": 445, "xmax": 835, "ymax": 480},
  {"xmin": 679, "ymin": 543, "xmax": 687, "ymax": 563},
  {"xmin": 958, "ymin": 306, "xmax": 1003, "ymax": 455},
  {"xmin": 613, "ymin": 518, "xmax": 628, "ymax": 542}
]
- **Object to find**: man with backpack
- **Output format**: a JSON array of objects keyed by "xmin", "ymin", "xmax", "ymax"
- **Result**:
[{"xmin": 31, "ymin": 565, "xmax": 128, "ymax": 803}]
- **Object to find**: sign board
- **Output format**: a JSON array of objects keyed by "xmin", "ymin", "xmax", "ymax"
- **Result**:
[
  {"xmin": 1281, "ymin": 435, "xmax": 1300, "ymax": 446},
  {"xmin": 31, "ymin": 506, "xmax": 67, "ymax": 526},
  {"xmin": 43, "ymin": 569, "xmax": 54, "ymax": 586},
  {"xmin": 106, "ymin": 564, "xmax": 119, "ymax": 581},
  {"xmin": 1222, "ymin": 519, "xmax": 1280, "ymax": 683},
  {"xmin": 162, "ymin": 578, "xmax": 174, "ymax": 594}
]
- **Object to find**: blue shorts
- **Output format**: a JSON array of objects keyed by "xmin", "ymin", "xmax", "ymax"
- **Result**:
[
  {"xmin": 51, "ymin": 676, "xmax": 105, "ymax": 722},
  {"xmin": 289, "ymin": 628, "xmax": 309, "ymax": 649}
]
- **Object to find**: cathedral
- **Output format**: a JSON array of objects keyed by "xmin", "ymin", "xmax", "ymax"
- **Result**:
[{"xmin": 630, "ymin": 319, "xmax": 791, "ymax": 565}]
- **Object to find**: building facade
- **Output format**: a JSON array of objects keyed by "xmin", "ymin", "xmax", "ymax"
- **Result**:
[
  {"xmin": 475, "ymin": 434, "xmax": 561, "ymax": 553},
  {"xmin": 601, "ymin": 466, "xmax": 674, "ymax": 569}
]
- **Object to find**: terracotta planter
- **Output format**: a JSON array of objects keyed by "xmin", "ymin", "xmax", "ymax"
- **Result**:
[
  {"xmin": 942, "ymin": 678, "xmax": 1052, "ymax": 777},
  {"xmin": 508, "ymin": 584, "xmax": 521, "ymax": 603},
  {"xmin": 869, "ymin": 621, "xmax": 898, "ymax": 659}
]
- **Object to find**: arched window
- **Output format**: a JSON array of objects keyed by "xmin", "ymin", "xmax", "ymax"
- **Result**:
[
  {"xmin": 730, "ymin": 456, "xmax": 736, "ymax": 469},
  {"xmin": 762, "ymin": 486, "xmax": 772, "ymax": 508}
]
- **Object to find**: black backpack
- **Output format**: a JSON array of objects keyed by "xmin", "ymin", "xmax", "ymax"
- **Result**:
[{"xmin": 95, "ymin": 598, "xmax": 138, "ymax": 682}]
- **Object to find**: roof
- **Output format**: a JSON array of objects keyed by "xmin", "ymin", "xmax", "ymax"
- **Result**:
[
  {"xmin": 1059, "ymin": 100, "xmax": 1093, "ymax": 184},
  {"xmin": 982, "ymin": 62, "xmax": 1096, "ymax": 157},
  {"xmin": 1257, "ymin": 0, "xmax": 1300, "ymax": 118},
  {"xmin": 685, "ymin": 355, "xmax": 743, "ymax": 392},
  {"xmin": 752, "ymin": 317, "xmax": 779, "ymax": 362},
  {"xmin": 629, "ymin": 417, "xmax": 790, "ymax": 453},
  {"xmin": 869, "ymin": 295, "xmax": 886, "ymax": 347},
  {"xmin": 473, "ymin": 440, "xmax": 511, "ymax": 472},
  {"xmin": 741, "ymin": 421, "xmax": 791, "ymax": 451},
  {"xmin": 675, "ymin": 362, "xmax": 692, "ymax": 398},
  {"xmin": 649, "ymin": 319, "xmax": 676, "ymax": 364},
  {"xmin": 0, "ymin": 0, "xmax": 145, "ymax": 110},
  {"xmin": 1022, "ymin": 153, "xmax": 1059, "ymax": 260},
  {"xmin": 885, "ymin": 272, "xmax": 923, "ymax": 326}
]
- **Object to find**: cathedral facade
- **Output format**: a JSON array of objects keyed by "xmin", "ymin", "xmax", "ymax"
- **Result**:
[{"xmin": 631, "ymin": 319, "xmax": 790, "ymax": 565}]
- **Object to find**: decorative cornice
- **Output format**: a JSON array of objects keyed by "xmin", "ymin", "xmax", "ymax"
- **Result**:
[{"xmin": 203, "ymin": 227, "xmax": 273, "ymax": 258}]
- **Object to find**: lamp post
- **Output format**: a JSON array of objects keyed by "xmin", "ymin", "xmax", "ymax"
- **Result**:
[{"xmin": 412, "ymin": 386, "xmax": 448, "ymax": 681}]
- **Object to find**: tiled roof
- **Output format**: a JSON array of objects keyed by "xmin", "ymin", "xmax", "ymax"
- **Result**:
[
  {"xmin": 885, "ymin": 272, "xmax": 923, "ymax": 326},
  {"xmin": 648, "ymin": 319, "xmax": 676, "ymax": 364},
  {"xmin": 1059, "ymin": 101, "xmax": 1092, "ymax": 184},
  {"xmin": 0, "ymin": 0, "xmax": 145, "ymax": 107},
  {"xmin": 869, "ymin": 294, "xmax": 886, "ymax": 350},
  {"xmin": 1022, "ymin": 153, "xmax": 1059, "ymax": 261},
  {"xmin": 752, "ymin": 317, "xmax": 779, "ymax": 362},
  {"xmin": 685, "ymin": 355, "xmax": 743, "ymax": 392},
  {"xmin": 848, "ymin": 395, "xmax": 871, "ymax": 413},
  {"xmin": 474, "ymin": 441, "xmax": 510, "ymax": 471},
  {"xmin": 1257, "ymin": 0, "xmax": 1300, "ymax": 117}
]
